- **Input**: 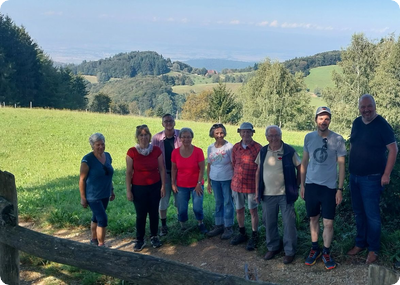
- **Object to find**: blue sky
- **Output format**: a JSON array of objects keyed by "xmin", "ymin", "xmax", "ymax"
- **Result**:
[{"xmin": 1, "ymin": 0, "xmax": 400, "ymax": 64}]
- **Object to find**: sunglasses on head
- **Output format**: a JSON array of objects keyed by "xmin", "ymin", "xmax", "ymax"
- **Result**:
[
  {"xmin": 212, "ymin": 123, "xmax": 224, "ymax": 129},
  {"xmin": 136, "ymin": 124, "xmax": 148, "ymax": 129}
]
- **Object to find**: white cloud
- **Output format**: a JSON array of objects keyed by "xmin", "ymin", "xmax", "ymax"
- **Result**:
[
  {"xmin": 230, "ymin": 20, "xmax": 240, "ymax": 25},
  {"xmin": 181, "ymin": 18, "xmax": 188, "ymax": 23},
  {"xmin": 270, "ymin": 20, "xmax": 278, "ymax": 27},
  {"xmin": 371, "ymin": 27, "xmax": 390, "ymax": 33},
  {"xmin": 257, "ymin": 21, "xmax": 269, "ymax": 26},
  {"xmin": 167, "ymin": 17, "xmax": 174, "ymax": 22}
]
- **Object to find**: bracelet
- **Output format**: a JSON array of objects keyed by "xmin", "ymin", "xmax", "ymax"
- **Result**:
[
  {"xmin": 197, "ymin": 181, "xmax": 201, "ymax": 184},
  {"xmin": 337, "ymin": 188, "xmax": 343, "ymax": 191}
]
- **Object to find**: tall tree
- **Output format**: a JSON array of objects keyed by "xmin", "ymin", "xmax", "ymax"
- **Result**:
[
  {"xmin": 207, "ymin": 82, "xmax": 242, "ymax": 124},
  {"xmin": 323, "ymin": 33, "xmax": 378, "ymax": 133},
  {"xmin": 181, "ymin": 91, "xmax": 212, "ymax": 122},
  {"xmin": 239, "ymin": 59, "xmax": 312, "ymax": 130}
]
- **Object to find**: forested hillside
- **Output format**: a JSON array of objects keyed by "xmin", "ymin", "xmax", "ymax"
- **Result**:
[{"xmin": 0, "ymin": 14, "xmax": 87, "ymax": 109}]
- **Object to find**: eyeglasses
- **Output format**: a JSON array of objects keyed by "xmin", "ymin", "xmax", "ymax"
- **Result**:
[
  {"xmin": 136, "ymin": 124, "xmax": 148, "ymax": 129},
  {"xmin": 322, "ymin": 138, "xmax": 328, "ymax": 150},
  {"xmin": 103, "ymin": 165, "xmax": 109, "ymax": 176}
]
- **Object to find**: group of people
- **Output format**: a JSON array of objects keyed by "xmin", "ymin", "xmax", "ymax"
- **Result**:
[{"xmin": 79, "ymin": 94, "xmax": 398, "ymax": 269}]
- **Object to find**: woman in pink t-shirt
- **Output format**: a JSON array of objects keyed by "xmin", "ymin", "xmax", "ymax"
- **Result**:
[
  {"xmin": 126, "ymin": 125, "xmax": 166, "ymax": 252},
  {"xmin": 171, "ymin": 128, "xmax": 208, "ymax": 234}
]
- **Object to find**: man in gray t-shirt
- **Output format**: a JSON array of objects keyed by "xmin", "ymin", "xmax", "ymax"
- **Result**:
[{"xmin": 300, "ymin": 107, "xmax": 346, "ymax": 270}]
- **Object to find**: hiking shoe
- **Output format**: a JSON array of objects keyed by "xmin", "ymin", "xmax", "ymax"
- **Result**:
[
  {"xmin": 90, "ymin": 239, "xmax": 98, "ymax": 246},
  {"xmin": 198, "ymin": 223, "xmax": 208, "ymax": 234},
  {"xmin": 207, "ymin": 225, "xmax": 224, "ymax": 237},
  {"xmin": 246, "ymin": 234, "xmax": 258, "ymax": 251},
  {"xmin": 221, "ymin": 227, "xmax": 233, "ymax": 240},
  {"xmin": 305, "ymin": 248, "xmax": 321, "ymax": 266},
  {"xmin": 230, "ymin": 233, "xmax": 248, "ymax": 245},
  {"xmin": 322, "ymin": 252, "xmax": 337, "ymax": 270},
  {"xmin": 133, "ymin": 240, "xmax": 146, "ymax": 252},
  {"xmin": 150, "ymin": 236, "xmax": 162, "ymax": 248},
  {"xmin": 160, "ymin": 225, "xmax": 168, "ymax": 236}
]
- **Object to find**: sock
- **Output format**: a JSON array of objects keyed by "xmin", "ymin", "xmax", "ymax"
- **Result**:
[
  {"xmin": 323, "ymin": 246, "xmax": 330, "ymax": 254},
  {"xmin": 239, "ymin": 227, "xmax": 246, "ymax": 235},
  {"xmin": 161, "ymin": 218, "xmax": 167, "ymax": 226},
  {"xmin": 312, "ymin": 242, "xmax": 319, "ymax": 250}
]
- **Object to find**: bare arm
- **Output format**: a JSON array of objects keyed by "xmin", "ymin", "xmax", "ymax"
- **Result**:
[
  {"xmin": 158, "ymin": 154, "xmax": 166, "ymax": 198},
  {"xmin": 382, "ymin": 142, "xmax": 398, "ymax": 186},
  {"xmin": 255, "ymin": 164, "xmax": 260, "ymax": 202},
  {"xmin": 336, "ymin": 156, "xmax": 345, "ymax": 205},
  {"xmin": 125, "ymin": 155, "xmax": 134, "ymax": 201},
  {"xmin": 171, "ymin": 162, "xmax": 178, "ymax": 193},
  {"xmin": 195, "ymin": 160, "xmax": 205, "ymax": 196},
  {"xmin": 79, "ymin": 162, "xmax": 89, "ymax": 208},
  {"xmin": 207, "ymin": 163, "xmax": 212, "ymax": 194},
  {"xmin": 300, "ymin": 151, "xmax": 309, "ymax": 200}
]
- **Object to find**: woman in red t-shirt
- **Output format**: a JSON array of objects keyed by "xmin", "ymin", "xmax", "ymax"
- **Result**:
[
  {"xmin": 171, "ymin": 127, "xmax": 208, "ymax": 234},
  {"xmin": 126, "ymin": 125, "xmax": 166, "ymax": 252}
]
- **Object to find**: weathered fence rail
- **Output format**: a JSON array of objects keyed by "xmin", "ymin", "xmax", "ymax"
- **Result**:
[{"xmin": 0, "ymin": 170, "xmax": 273, "ymax": 285}]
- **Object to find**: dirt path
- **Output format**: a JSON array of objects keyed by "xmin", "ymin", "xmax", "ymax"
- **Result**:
[{"xmin": 17, "ymin": 223, "xmax": 376, "ymax": 285}]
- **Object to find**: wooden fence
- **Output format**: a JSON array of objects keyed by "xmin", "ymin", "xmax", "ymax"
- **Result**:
[{"xmin": 0, "ymin": 170, "xmax": 273, "ymax": 285}]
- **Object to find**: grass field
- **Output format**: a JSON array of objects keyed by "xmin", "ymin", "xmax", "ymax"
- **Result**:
[
  {"xmin": 173, "ymin": 82, "xmax": 243, "ymax": 95},
  {"xmin": 304, "ymin": 65, "xmax": 342, "ymax": 93},
  {"xmin": 0, "ymin": 107, "xmax": 306, "ymax": 235}
]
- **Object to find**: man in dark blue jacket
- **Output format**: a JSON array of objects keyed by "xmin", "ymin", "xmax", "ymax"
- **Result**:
[{"xmin": 255, "ymin": 125, "xmax": 301, "ymax": 264}]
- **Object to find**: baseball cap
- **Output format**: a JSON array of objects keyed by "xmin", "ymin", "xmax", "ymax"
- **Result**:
[
  {"xmin": 315, "ymin": 106, "xmax": 331, "ymax": 117},
  {"xmin": 237, "ymin": 122, "xmax": 255, "ymax": 133}
]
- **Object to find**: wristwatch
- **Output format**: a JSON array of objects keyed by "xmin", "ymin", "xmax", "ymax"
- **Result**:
[{"xmin": 337, "ymin": 188, "xmax": 343, "ymax": 191}]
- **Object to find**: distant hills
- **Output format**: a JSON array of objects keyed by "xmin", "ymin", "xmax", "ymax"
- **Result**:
[{"xmin": 183, "ymin": 59, "xmax": 256, "ymax": 72}]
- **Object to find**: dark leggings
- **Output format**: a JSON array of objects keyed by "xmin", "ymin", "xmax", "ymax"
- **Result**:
[{"xmin": 132, "ymin": 181, "xmax": 161, "ymax": 241}]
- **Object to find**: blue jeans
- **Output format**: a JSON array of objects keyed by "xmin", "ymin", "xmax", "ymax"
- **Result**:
[
  {"xmin": 211, "ymin": 179, "xmax": 234, "ymax": 227},
  {"xmin": 350, "ymin": 174, "xmax": 383, "ymax": 252},
  {"xmin": 176, "ymin": 186, "xmax": 204, "ymax": 222}
]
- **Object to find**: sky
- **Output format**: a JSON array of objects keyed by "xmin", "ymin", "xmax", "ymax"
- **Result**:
[{"xmin": 1, "ymin": 0, "xmax": 400, "ymax": 64}]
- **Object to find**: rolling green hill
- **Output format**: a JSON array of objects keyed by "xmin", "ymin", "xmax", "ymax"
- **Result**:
[{"xmin": 304, "ymin": 65, "xmax": 342, "ymax": 93}]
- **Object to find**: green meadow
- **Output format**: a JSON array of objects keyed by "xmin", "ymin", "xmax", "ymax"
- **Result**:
[
  {"xmin": 304, "ymin": 65, "xmax": 341, "ymax": 93},
  {"xmin": 0, "ymin": 107, "xmax": 307, "ymax": 237}
]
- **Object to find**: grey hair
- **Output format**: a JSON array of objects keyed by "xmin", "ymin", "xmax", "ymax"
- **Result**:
[
  {"xmin": 265, "ymin": 125, "xmax": 282, "ymax": 136},
  {"xmin": 359, "ymin": 94, "xmax": 376, "ymax": 107},
  {"xmin": 179, "ymin": 127, "xmax": 194, "ymax": 138},
  {"xmin": 89, "ymin": 133, "xmax": 105, "ymax": 147}
]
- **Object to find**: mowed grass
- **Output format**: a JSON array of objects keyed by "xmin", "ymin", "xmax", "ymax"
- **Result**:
[
  {"xmin": 173, "ymin": 82, "xmax": 243, "ymax": 95},
  {"xmin": 304, "ymin": 65, "xmax": 342, "ymax": 93},
  {"xmin": 0, "ymin": 107, "xmax": 307, "ymax": 236}
]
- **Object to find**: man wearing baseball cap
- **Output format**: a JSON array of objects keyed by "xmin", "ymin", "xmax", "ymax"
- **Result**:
[
  {"xmin": 300, "ymin": 107, "xmax": 346, "ymax": 270},
  {"xmin": 230, "ymin": 122, "xmax": 262, "ymax": 251}
]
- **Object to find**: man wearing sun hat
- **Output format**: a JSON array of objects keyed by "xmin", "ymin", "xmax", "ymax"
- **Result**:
[
  {"xmin": 230, "ymin": 122, "xmax": 262, "ymax": 251},
  {"xmin": 300, "ymin": 107, "xmax": 347, "ymax": 270}
]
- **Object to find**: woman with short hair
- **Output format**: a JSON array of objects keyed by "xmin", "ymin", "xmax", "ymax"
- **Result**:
[
  {"xmin": 171, "ymin": 128, "xmax": 208, "ymax": 234},
  {"xmin": 126, "ymin": 125, "xmax": 166, "ymax": 252},
  {"xmin": 79, "ymin": 133, "xmax": 115, "ymax": 247},
  {"xmin": 206, "ymin": 124, "xmax": 235, "ymax": 239}
]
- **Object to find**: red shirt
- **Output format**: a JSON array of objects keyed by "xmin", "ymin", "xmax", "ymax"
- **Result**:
[
  {"xmin": 231, "ymin": 140, "xmax": 262, "ymax": 193},
  {"xmin": 171, "ymin": 146, "xmax": 204, "ymax": 188},
  {"xmin": 127, "ymin": 146, "xmax": 162, "ymax": 185}
]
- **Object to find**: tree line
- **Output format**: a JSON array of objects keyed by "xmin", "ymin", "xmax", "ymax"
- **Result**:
[{"xmin": 0, "ymin": 14, "xmax": 87, "ymax": 109}]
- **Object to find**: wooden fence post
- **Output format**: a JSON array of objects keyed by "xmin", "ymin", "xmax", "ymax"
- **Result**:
[{"xmin": 0, "ymin": 170, "xmax": 19, "ymax": 285}]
